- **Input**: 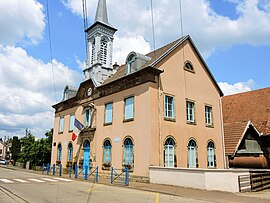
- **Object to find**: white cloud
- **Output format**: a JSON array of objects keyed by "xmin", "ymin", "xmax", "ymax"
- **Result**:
[
  {"xmin": 62, "ymin": 0, "xmax": 270, "ymax": 59},
  {"xmin": 0, "ymin": 0, "xmax": 45, "ymax": 45},
  {"xmin": 113, "ymin": 35, "xmax": 151, "ymax": 64},
  {"xmin": 0, "ymin": 46, "xmax": 81, "ymax": 138},
  {"xmin": 218, "ymin": 79, "xmax": 255, "ymax": 95}
]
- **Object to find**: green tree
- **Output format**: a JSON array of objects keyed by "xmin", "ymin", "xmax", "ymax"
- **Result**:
[
  {"xmin": 19, "ymin": 129, "xmax": 53, "ymax": 169},
  {"xmin": 19, "ymin": 132, "xmax": 35, "ymax": 164},
  {"xmin": 11, "ymin": 136, "xmax": 20, "ymax": 162}
]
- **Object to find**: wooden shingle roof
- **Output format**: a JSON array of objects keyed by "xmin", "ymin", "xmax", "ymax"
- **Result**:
[{"xmin": 222, "ymin": 87, "xmax": 270, "ymax": 135}]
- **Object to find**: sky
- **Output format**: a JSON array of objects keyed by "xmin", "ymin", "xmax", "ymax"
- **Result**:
[{"xmin": 0, "ymin": 0, "xmax": 269, "ymax": 139}]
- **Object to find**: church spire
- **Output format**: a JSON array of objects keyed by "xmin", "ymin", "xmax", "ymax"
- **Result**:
[
  {"xmin": 83, "ymin": 0, "xmax": 117, "ymax": 86},
  {"xmin": 95, "ymin": 0, "xmax": 109, "ymax": 24}
]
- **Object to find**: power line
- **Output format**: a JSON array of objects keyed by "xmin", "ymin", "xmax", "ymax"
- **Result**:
[
  {"xmin": 82, "ymin": 0, "xmax": 88, "ymax": 63},
  {"xmin": 46, "ymin": 0, "xmax": 57, "ymax": 102},
  {"xmin": 178, "ymin": 0, "xmax": 187, "ymax": 97},
  {"xmin": 178, "ymin": 0, "xmax": 184, "ymax": 38},
  {"xmin": 150, "ymin": 0, "xmax": 156, "ymax": 58}
]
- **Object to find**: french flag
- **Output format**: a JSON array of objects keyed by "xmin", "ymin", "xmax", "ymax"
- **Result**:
[{"xmin": 72, "ymin": 118, "xmax": 84, "ymax": 141}]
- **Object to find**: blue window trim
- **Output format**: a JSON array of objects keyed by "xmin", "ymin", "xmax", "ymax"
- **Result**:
[
  {"xmin": 123, "ymin": 138, "xmax": 134, "ymax": 166},
  {"xmin": 105, "ymin": 103, "xmax": 113, "ymax": 124},
  {"xmin": 57, "ymin": 144, "xmax": 62, "ymax": 161},
  {"xmin": 124, "ymin": 97, "xmax": 134, "ymax": 121},
  {"xmin": 103, "ymin": 140, "xmax": 112, "ymax": 164},
  {"xmin": 68, "ymin": 143, "xmax": 73, "ymax": 162}
]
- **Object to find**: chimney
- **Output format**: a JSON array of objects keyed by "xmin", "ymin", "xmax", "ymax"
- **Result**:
[{"xmin": 113, "ymin": 62, "xmax": 119, "ymax": 71}]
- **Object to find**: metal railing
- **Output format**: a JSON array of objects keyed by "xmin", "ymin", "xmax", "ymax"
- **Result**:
[
  {"xmin": 42, "ymin": 163, "xmax": 62, "ymax": 176},
  {"xmin": 110, "ymin": 167, "xmax": 129, "ymax": 186},
  {"xmin": 74, "ymin": 165, "xmax": 98, "ymax": 182}
]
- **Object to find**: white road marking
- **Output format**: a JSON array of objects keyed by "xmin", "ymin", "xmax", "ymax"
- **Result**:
[
  {"xmin": 0, "ymin": 179, "xmax": 14, "ymax": 183},
  {"xmin": 13, "ymin": 179, "xmax": 28, "ymax": 183},
  {"xmin": 40, "ymin": 178, "xmax": 58, "ymax": 182},
  {"xmin": 28, "ymin": 178, "xmax": 45, "ymax": 183},
  {"xmin": 53, "ymin": 177, "xmax": 73, "ymax": 182}
]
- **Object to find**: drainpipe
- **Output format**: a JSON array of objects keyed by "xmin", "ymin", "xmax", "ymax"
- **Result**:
[
  {"xmin": 219, "ymin": 97, "xmax": 226, "ymax": 169},
  {"xmin": 158, "ymin": 74, "xmax": 162, "ymax": 166}
]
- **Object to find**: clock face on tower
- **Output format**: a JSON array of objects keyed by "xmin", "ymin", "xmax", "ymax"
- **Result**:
[{"xmin": 87, "ymin": 87, "xmax": 92, "ymax": 96}]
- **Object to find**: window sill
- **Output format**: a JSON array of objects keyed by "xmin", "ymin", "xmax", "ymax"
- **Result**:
[
  {"xmin": 206, "ymin": 124, "xmax": 214, "ymax": 128},
  {"xmin": 164, "ymin": 117, "xmax": 176, "ymax": 122},
  {"xmin": 103, "ymin": 122, "xmax": 112, "ymax": 126},
  {"xmin": 68, "ymin": 130, "xmax": 73, "ymax": 133},
  {"xmin": 186, "ymin": 121, "xmax": 196, "ymax": 125},
  {"xmin": 184, "ymin": 67, "xmax": 195, "ymax": 74},
  {"xmin": 123, "ymin": 118, "xmax": 134, "ymax": 123},
  {"xmin": 58, "ymin": 132, "xmax": 63, "ymax": 134}
]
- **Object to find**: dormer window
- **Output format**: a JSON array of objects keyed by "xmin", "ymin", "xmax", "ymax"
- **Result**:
[
  {"xmin": 126, "ymin": 54, "xmax": 136, "ymax": 74},
  {"xmin": 184, "ymin": 61, "xmax": 194, "ymax": 73}
]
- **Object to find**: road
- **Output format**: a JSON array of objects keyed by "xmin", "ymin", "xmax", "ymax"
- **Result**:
[{"xmin": 0, "ymin": 166, "xmax": 208, "ymax": 203}]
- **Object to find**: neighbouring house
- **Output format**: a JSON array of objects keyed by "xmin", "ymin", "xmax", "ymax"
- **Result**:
[
  {"xmin": 0, "ymin": 138, "xmax": 11, "ymax": 160},
  {"xmin": 51, "ymin": 0, "xmax": 225, "ymax": 178},
  {"xmin": 0, "ymin": 140, "xmax": 7, "ymax": 159},
  {"xmin": 222, "ymin": 87, "xmax": 270, "ymax": 169}
]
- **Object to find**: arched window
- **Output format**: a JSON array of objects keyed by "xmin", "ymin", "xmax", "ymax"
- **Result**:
[
  {"xmin": 126, "ymin": 54, "xmax": 135, "ymax": 74},
  {"xmin": 188, "ymin": 139, "xmax": 197, "ymax": 168},
  {"xmin": 164, "ymin": 137, "xmax": 176, "ymax": 167},
  {"xmin": 57, "ymin": 143, "xmax": 62, "ymax": 161},
  {"xmin": 207, "ymin": 141, "xmax": 216, "ymax": 168},
  {"xmin": 100, "ymin": 38, "xmax": 108, "ymax": 64},
  {"xmin": 103, "ymin": 140, "xmax": 112, "ymax": 166},
  {"xmin": 67, "ymin": 143, "xmax": 73, "ymax": 162},
  {"xmin": 123, "ymin": 138, "xmax": 134, "ymax": 168},
  {"xmin": 91, "ymin": 39, "xmax": 95, "ymax": 65},
  {"xmin": 184, "ymin": 61, "xmax": 194, "ymax": 72},
  {"xmin": 83, "ymin": 140, "xmax": 90, "ymax": 148}
]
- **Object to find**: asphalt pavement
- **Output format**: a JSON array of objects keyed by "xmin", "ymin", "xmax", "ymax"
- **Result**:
[{"xmin": 0, "ymin": 165, "xmax": 270, "ymax": 203}]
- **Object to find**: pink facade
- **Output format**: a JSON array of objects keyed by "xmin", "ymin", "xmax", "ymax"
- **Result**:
[{"xmin": 51, "ymin": 37, "xmax": 225, "ymax": 177}]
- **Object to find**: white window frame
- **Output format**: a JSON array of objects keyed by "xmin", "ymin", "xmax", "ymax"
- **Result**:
[
  {"xmin": 186, "ymin": 101, "xmax": 195, "ymax": 123},
  {"xmin": 205, "ymin": 106, "xmax": 213, "ymax": 126},
  {"xmin": 207, "ymin": 142, "xmax": 215, "ymax": 168},
  {"xmin": 59, "ymin": 116, "xmax": 64, "ymax": 133},
  {"xmin": 188, "ymin": 140, "xmax": 197, "ymax": 168},
  {"xmin": 164, "ymin": 138, "xmax": 175, "ymax": 168},
  {"xmin": 164, "ymin": 95, "xmax": 175, "ymax": 119},
  {"xmin": 69, "ymin": 114, "xmax": 75, "ymax": 131}
]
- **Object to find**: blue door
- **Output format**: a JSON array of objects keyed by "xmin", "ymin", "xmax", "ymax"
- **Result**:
[{"xmin": 83, "ymin": 140, "xmax": 90, "ymax": 174}]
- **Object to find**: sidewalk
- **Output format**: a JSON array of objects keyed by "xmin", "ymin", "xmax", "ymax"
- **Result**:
[{"xmin": 1, "ymin": 165, "xmax": 270, "ymax": 203}]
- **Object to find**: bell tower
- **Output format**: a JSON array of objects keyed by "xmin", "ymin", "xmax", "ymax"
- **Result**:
[{"xmin": 83, "ymin": 0, "xmax": 117, "ymax": 86}]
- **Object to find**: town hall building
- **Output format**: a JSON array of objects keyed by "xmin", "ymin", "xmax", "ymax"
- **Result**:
[{"xmin": 51, "ymin": 0, "xmax": 226, "ymax": 178}]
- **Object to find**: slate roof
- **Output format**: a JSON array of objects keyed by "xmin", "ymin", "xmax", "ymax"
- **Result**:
[
  {"xmin": 222, "ymin": 87, "xmax": 270, "ymax": 135},
  {"xmin": 102, "ymin": 35, "xmax": 223, "ymax": 97},
  {"xmin": 102, "ymin": 37, "xmax": 182, "ymax": 85}
]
